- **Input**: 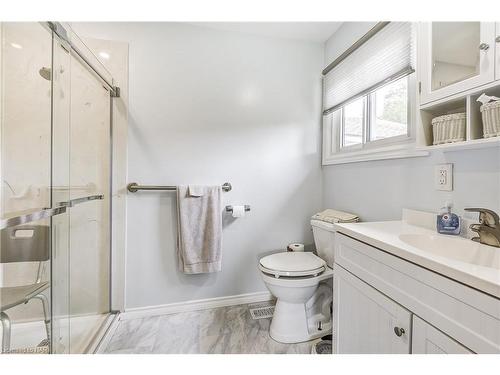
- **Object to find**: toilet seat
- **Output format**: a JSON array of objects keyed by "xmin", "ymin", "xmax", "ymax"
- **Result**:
[{"xmin": 259, "ymin": 252, "xmax": 326, "ymax": 278}]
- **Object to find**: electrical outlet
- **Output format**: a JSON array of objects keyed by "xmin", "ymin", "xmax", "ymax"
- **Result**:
[{"xmin": 435, "ymin": 164, "xmax": 453, "ymax": 191}]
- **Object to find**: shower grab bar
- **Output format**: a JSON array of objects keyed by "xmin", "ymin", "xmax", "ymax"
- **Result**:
[
  {"xmin": 127, "ymin": 182, "xmax": 232, "ymax": 193},
  {"xmin": 0, "ymin": 206, "xmax": 67, "ymax": 230},
  {"xmin": 59, "ymin": 194, "xmax": 104, "ymax": 208},
  {"xmin": 52, "ymin": 183, "xmax": 96, "ymax": 191}
]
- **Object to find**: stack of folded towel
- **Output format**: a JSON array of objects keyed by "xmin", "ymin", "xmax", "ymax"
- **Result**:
[{"xmin": 311, "ymin": 209, "xmax": 360, "ymax": 224}]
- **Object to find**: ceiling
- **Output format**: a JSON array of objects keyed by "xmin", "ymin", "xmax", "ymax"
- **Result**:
[{"xmin": 189, "ymin": 22, "xmax": 342, "ymax": 43}]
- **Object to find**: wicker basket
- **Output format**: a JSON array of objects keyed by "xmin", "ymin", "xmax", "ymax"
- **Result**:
[
  {"xmin": 480, "ymin": 101, "xmax": 500, "ymax": 138},
  {"xmin": 431, "ymin": 113, "xmax": 466, "ymax": 145}
]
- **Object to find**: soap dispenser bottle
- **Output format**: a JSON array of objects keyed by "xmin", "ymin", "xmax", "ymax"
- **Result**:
[{"xmin": 436, "ymin": 202, "xmax": 461, "ymax": 235}]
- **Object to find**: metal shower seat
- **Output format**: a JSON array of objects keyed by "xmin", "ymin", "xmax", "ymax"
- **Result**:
[{"xmin": 1, "ymin": 225, "xmax": 51, "ymax": 353}]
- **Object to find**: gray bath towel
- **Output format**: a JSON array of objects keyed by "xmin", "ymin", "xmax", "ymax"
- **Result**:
[{"xmin": 176, "ymin": 185, "xmax": 222, "ymax": 274}]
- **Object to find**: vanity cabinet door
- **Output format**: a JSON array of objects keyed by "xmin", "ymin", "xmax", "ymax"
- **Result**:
[
  {"xmin": 418, "ymin": 22, "xmax": 496, "ymax": 104},
  {"xmin": 334, "ymin": 265, "xmax": 412, "ymax": 354},
  {"xmin": 412, "ymin": 316, "xmax": 473, "ymax": 354}
]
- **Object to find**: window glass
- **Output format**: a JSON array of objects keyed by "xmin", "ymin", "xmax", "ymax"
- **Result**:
[
  {"xmin": 342, "ymin": 97, "xmax": 364, "ymax": 147},
  {"xmin": 371, "ymin": 77, "xmax": 408, "ymax": 141}
]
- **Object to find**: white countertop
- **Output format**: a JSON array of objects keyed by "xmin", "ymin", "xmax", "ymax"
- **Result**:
[{"xmin": 334, "ymin": 220, "xmax": 500, "ymax": 298}]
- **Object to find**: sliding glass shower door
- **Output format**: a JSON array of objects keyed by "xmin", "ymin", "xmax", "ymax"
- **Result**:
[
  {"xmin": 51, "ymin": 24, "xmax": 112, "ymax": 354},
  {"xmin": 1, "ymin": 22, "xmax": 112, "ymax": 354},
  {"xmin": 66, "ymin": 34, "xmax": 111, "ymax": 353}
]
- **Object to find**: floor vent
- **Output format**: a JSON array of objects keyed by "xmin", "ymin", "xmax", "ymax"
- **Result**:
[
  {"xmin": 249, "ymin": 303, "xmax": 275, "ymax": 320},
  {"xmin": 312, "ymin": 340, "xmax": 332, "ymax": 354}
]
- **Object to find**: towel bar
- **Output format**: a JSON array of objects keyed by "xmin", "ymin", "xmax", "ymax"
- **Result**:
[{"xmin": 127, "ymin": 182, "xmax": 232, "ymax": 193}]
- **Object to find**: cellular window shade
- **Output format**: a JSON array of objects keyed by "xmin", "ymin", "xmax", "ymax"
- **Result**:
[{"xmin": 323, "ymin": 22, "xmax": 415, "ymax": 114}]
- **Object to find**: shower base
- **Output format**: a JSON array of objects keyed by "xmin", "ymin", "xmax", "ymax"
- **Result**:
[{"xmin": 4, "ymin": 313, "xmax": 109, "ymax": 354}]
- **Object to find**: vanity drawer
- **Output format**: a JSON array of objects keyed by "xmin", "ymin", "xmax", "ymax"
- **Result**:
[{"xmin": 334, "ymin": 232, "xmax": 500, "ymax": 353}]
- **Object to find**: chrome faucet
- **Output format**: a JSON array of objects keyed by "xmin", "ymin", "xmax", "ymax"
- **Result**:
[{"xmin": 464, "ymin": 208, "xmax": 500, "ymax": 248}]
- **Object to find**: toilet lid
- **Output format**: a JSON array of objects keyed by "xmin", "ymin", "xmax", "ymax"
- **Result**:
[{"xmin": 259, "ymin": 252, "xmax": 326, "ymax": 277}]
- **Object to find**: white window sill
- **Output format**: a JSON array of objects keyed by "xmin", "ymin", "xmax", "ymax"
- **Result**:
[{"xmin": 322, "ymin": 143, "xmax": 429, "ymax": 166}]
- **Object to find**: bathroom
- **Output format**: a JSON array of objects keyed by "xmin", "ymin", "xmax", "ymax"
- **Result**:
[{"xmin": 1, "ymin": 0, "xmax": 500, "ymax": 371}]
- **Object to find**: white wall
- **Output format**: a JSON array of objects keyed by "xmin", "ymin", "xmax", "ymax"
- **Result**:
[
  {"xmin": 73, "ymin": 23, "xmax": 324, "ymax": 309},
  {"xmin": 323, "ymin": 22, "xmax": 500, "ymax": 222},
  {"xmin": 323, "ymin": 148, "xmax": 500, "ymax": 221}
]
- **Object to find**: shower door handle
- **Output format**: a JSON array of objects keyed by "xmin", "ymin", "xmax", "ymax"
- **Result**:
[
  {"xmin": 0, "ymin": 206, "xmax": 67, "ymax": 230},
  {"xmin": 59, "ymin": 194, "xmax": 104, "ymax": 208}
]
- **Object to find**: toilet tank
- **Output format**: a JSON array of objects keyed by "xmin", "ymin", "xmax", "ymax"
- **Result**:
[{"xmin": 310, "ymin": 219, "xmax": 336, "ymax": 268}]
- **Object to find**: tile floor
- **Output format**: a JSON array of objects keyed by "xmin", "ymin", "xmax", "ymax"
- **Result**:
[{"xmin": 103, "ymin": 303, "xmax": 324, "ymax": 354}]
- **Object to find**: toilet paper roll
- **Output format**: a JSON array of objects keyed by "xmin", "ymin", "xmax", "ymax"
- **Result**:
[
  {"xmin": 231, "ymin": 205, "xmax": 246, "ymax": 218},
  {"xmin": 287, "ymin": 243, "xmax": 305, "ymax": 252}
]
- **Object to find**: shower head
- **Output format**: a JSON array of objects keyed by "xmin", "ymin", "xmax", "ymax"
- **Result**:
[{"xmin": 39, "ymin": 67, "xmax": 51, "ymax": 81}]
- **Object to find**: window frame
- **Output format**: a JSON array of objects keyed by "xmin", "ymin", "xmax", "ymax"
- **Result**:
[{"xmin": 322, "ymin": 73, "xmax": 426, "ymax": 165}]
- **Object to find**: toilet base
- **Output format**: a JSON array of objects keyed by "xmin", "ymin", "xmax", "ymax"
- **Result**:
[
  {"xmin": 270, "ymin": 326, "xmax": 329, "ymax": 344},
  {"xmin": 269, "ymin": 299, "xmax": 331, "ymax": 344}
]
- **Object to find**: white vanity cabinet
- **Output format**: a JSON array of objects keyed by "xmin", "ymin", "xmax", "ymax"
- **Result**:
[
  {"xmin": 412, "ymin": 316, "xmax": 472, "ymax": 354},
  {"xmin": 333, "ymin": 232, "xmax": 500, "ymax": 354},
  {"xmin": 418, "ymin": 22, "xmax": 497, "ymax": 104}
]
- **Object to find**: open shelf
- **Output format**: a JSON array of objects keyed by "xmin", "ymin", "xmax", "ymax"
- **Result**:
[
  {"xmin": 419, "ymin": 136, "xmax": 500, "ymax": 152},
  {"xmin": 417, "ymin": 80, "xmax": 500, "ymax": 150},
  {"xmin": 469, "ymin": 84, "xmax": 500, "ymax": 141},
  {"xmin": 418, "ymin": 97, "xmax": 466, "ymax": 148}
]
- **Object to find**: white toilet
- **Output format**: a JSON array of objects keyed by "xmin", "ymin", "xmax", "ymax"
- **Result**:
[{"xmin": 259, "ymin": 219, "xmax": 336, "ymax": 343}]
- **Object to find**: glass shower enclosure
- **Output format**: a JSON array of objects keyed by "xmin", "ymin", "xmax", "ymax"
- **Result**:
[{"xmin": 0, "ymin": 22, "xmax": 116, "ymax": 354}]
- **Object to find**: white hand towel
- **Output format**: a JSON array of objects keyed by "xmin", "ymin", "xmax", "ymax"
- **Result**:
[{"xmin": 177, "ymin": 185, "xmax": 222, "ymax": 274}]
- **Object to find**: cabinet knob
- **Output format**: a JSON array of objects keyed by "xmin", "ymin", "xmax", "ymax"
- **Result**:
[
  {"xmin": 394, "ymin": 327, "xmax": 406, "ymax": 337},
  {"xmin": 496, "ymin": 36, "xmax": 500, "ymax": 43},
  {"xmin": 479, "ymin": 43, "xmax": 490, "ymax": 51}
]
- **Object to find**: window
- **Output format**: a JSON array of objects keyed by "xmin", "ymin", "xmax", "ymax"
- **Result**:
[
  {"xmin": 337, "ymin": 75, "xmax": 410, "ymax": 148},
  {"xmin": 334, "ymin": 75, "xmax": 411, "ymax": 153},
  {"xmin": 322, "ymin": 22, "xmax": 425, "ymax": 165}
]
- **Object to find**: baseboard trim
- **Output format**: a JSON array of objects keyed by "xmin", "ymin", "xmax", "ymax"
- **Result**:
[{"xmin": 121, "ymin": 291, "xmax": 274, "ymax": 321}]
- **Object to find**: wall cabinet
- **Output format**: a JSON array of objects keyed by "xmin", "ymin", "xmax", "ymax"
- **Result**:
[
  {"xmin": 416, "ymin": 22, "xmax": 500, "ymax": 150},
  {"xmin": 333, "ymin": 233, "xmax": 500, "ymax": 354},
  {"xmin": 418, "ymin": 22, "xmax": 497, "ymax": 105},
  {"xmin": 412, "ymin": 316, "xmax": 472, "ymax": 354}
]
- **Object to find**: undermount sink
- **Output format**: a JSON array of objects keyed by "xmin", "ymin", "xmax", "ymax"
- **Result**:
[{"xmin": 399, "ymin": 233, "xmax": 500, "ymax": 269}]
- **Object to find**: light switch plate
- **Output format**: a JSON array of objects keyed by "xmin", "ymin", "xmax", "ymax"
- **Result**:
[{"xmin": 435, "ymin": 164, "xmax": 453, "ymax": 191}]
